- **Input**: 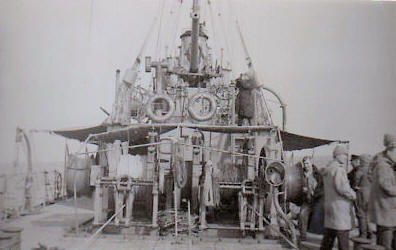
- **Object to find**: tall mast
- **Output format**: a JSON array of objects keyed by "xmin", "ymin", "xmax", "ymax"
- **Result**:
[{"xmin": 190, "ymin": 0, "xmax": 200, "ymax": 73}]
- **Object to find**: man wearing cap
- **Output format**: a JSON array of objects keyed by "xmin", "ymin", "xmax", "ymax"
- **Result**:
[
  {"xmin": 298, "ymin": 155, "xmax": 323, "ymax": 241},
  {"xmin": 353, "ymin": 154, "xmax": 372, "ymax": 239},
  {"xmin": 369, "ymin": 134, "xmax": 396, "ymax": 250},
  {"xmin": 320, "ymin": 145, "xmax": 356, "ymax": 250}
]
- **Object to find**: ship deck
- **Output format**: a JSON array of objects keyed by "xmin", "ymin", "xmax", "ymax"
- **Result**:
[
  {"xmin": 1, "ymin": 198, "xmax": 367, "ymax": 250},
  {"xmin": 0, "ymin": 198, "xmax": 296, "ymax": 250}
]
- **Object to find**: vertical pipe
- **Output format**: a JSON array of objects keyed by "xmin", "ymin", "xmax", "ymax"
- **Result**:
[
  {"xmin": 126, "ymin": 188, "xmax": 134, "ymax": 226},
  {"xmin": 155, "ymin": 64, "xmax": 163, "ymax": 94},
  {"xmin": 63, "ymin": 141, "xmax": 67, "ymax": 198},
  {"xmin": 114, "ymin": 187, "xmax": 119, "ymax": 226},
  {"xmin": 174, "ymin": 186, "xmax": 178, "ymax": 237},
  {"xmin": 119, "ymin": 191, "xmax": 125, "ymax": 222},
  {"xmin": 187, "ymin": 200, "xmax": 191, "ymax": 235},
  {"xmin": 238, "ymin": 191, "xmax": 245, "ymax": 231},
  {"xmin": 152, "ymin": 182, "xmax": 159, "ymax": 227},
  {"xmin": 253, "ymin": 89, "xmax": 258, "ymax": 126},
  {"xmin": 18, "ymin": 129, "xmax": 33, "ymax": 213},
  {"xmin": 115, "ymin": 69, "xmax": 120, "ymax": 103},
  {"xmin": 44, "ymin": 171, "xmax": 49, "ymax": 205},
  {"xmin": 251, "ymin": 193, "xmax": 257, "ymax": 230},
  {"xmin": 111, "ymin": 70, "xmax": 121, "ymax": 123},
  {"xmin": 93, "ymin": 181, "xmax": 101, "ymax": 225},
  {"xmin": 258, "ymin": 197, "xmax": 264, "ymax": 230},
  {"xmin": 190, "ymin": 0, "xmax": 200, "ymax": 73},
  {"xmin": 73, "ymin": 171, "xmax": 79, "ymax": 234},
  {"xmin": 188, "ymin": 200, "xmax": 192, "ymax": 249}
]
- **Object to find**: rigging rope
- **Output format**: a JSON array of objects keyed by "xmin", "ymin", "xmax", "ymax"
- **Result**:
[
  {"xmin": 164, "ymin": 0, "xmax": 174, "ymax": 56},
  {"xmin": 207, "ymin": 0, "xmax": 220, "ymax": 62},
  {"xmin": 167, "ymin": 0, "xmax": 182, "ymax": 57},
  {"xmin": 212, "ymin": 0, "xmax": 232, "ymax": 70},
  {"xmin": 201, "ymin": 0, "xmax": 207, "ymax": 25},
  {"xmin": 155, "ymin": 0, "xmax": 166, "ymax": 61},
  {"xmin": 171, "ymin": 0, "xmax": 184, "ymax": 57}
]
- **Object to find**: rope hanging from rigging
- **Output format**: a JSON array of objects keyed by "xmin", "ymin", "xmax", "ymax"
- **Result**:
[{"xmin": 172, "ymin": 141, "xmax": 187, "ymax": 188}]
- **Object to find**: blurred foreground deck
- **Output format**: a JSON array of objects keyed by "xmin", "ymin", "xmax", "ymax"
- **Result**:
[{"xmin": 1, "ymin": 199, "xmax": 295, "ymax": 250}]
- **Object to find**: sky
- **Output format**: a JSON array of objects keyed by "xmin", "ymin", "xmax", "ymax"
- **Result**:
[{"xmin": 0, "ymin": 0, "xmax": 395, "ymax": 167}]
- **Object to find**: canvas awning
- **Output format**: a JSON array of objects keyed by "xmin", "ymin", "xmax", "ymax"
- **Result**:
[
  {"xmin": 53, "ymin": 123, "xmax": 346, "ymax": 150},
  {"xmin": 280, "ymin": 131, "xmax": 347, "ymax": 151},
  {"xmin": 53, "ymin": 123, "xmax": 272, "ymax": 143},
  {"xmin": 53, "ymin": 124, "xmax": 107, "ymax": 142},
  {"xmin": 89, "ymin": 124, "xmax": 273, "ymax": 143}
]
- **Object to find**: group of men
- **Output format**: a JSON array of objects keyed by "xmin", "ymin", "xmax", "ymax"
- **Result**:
[{"xmin": 297, "ymin": 133, "xmax": 396, "ymax": 250}]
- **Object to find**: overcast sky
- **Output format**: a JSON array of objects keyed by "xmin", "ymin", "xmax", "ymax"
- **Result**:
[{"xmin": 0, "ymin": 0, "xmax": 395, "ymax": 166}]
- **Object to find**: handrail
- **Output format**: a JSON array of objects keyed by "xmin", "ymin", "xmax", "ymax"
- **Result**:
[{"xmin": 259, "ymin": 86, "xmax": 287, "ymax": 131}]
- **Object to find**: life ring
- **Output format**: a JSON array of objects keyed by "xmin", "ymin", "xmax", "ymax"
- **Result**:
[
  {"xmin": 188, "ymin": 92, "xmax": 217, "ymax": 121},
  {"xmin": 146, "ymin": 94, "xmax": 175, "ymax": 122}
]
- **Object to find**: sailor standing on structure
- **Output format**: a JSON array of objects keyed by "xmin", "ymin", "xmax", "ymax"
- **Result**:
[
  {"xmin": 320, "ymin": 145, "xmax": 356, "ymax": 250},
  {"xmin": 235, "ymin": 71, "xmax": 255, "ymax": 126},
  {"xmin": 369, "ymin": 134, "xmax": 396, "ymax": 250}
]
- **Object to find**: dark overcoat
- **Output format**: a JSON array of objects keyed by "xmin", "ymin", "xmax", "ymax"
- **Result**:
[{"xmin": 369, "ymin": 152, "xmax": 396, "ymax": 227}]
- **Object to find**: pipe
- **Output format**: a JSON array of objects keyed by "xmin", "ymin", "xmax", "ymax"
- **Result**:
[
  {"xmin": 16, "ymin": 127, "xmax": 33, "ymax": 213},
  {"xmin": 246, "ymin": 202, "xmax": 299, "ymax": 250},
  {"xmin": 272, "ymin": 188, "xmax": 297, "ymax": 245},
  {"xmin": 190, "ymin": 0, "xmax": 200, "ymax": 73}
]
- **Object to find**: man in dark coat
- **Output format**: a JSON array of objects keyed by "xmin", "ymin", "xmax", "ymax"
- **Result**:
[
  {"xmin": 235, "ymin": 72, "xmax": 255, "ymax": 125},
  {"xmin": 298, "ymin": 156, "xmax": 323, "ymax": 241},
  {"xmin": 369, "ymin": 134, "xmax": 396, "ymax": 250},
  {"xmin": 320, "ymin": 145, "xmax": 356, "ymax": 250},
  {"xmin": 353, "ymin": 154, "xmax": 372, "ymax": 239},
  {"xmin": 348, "ymin": 154, "xmax": 360, "ymax": 188}
]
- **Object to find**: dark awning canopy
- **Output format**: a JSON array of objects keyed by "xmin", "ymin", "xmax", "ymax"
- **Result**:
[
  {"xmin": 52, "ymin": 123, "xmax": 346, "ymax": 151},
  {"xmin": 89, "ymin": 124, "xmax": 272, "ymax": 143},
  {"xmin": 53, "ymin": 124, "xmax": 107, "ymax": 142},
  {"xmin": 52, "ymin": 123, "xmax": 272, "ymax": 143},
  {"xmin": 280, "ymin": 131, "xmax": 347, "ymax": 151}
]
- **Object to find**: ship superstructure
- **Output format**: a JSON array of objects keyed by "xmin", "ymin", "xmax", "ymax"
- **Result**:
[{"xmin": 2, "ymin": 1, "xmax": 349, "ymax": 249}]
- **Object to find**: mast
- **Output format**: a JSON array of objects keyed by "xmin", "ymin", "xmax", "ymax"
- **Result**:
[{"xmin": 189, "ymin": 0, "xmax": 200, "ymax": 73}]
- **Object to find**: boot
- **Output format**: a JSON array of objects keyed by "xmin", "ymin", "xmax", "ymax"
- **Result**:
[{"xmin": 358, "ymin": 217, "xmax": 368, "ymax": 238}]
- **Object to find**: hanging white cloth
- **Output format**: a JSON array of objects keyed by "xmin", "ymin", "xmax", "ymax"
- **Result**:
[
  {"xmin": 107, "ymin": 140, "xmax": 121, "ymax": 177},
  {"xmin": 117, "ymin": 142, "xmax": 144, "ymax": 178}
]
